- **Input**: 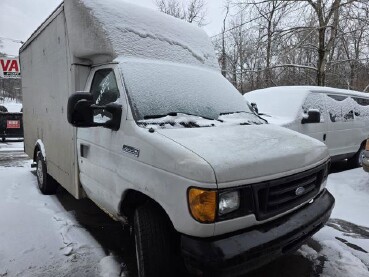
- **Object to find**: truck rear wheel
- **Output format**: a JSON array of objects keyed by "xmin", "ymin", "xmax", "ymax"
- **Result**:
[
  {"xmin": 133, "ymin": 203, "xmax": 180, "ymax": 277},
  {"xmin": 36, "ymin": 151, "xmax": 58, "ymax": 194}
]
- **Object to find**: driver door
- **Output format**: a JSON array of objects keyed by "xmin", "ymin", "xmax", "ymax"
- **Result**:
[
  {"xmin": 300, "ymin": 92, "xmax": 328, "ymax": 144},
  {"xmin": 77, "ymin": 65, "xmax": 126, "ymax": 213}
]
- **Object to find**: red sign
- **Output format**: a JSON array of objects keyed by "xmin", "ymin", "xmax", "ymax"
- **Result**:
[
  {"xmin": 0, "ymin": 58, "xmax": 21, "ymax": 79},
  {"xmin": 7, "ymin": 120, "xmax": 20, "ymax": 129}
]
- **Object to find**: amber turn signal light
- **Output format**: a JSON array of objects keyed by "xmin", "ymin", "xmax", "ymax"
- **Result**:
[
  {"xmin": 188, "ymin": 188, "xmax": 217, "ymax": 223},
  {"xmin": 365, "ymin": 139, "xmax": 369, "ymax": 151}
]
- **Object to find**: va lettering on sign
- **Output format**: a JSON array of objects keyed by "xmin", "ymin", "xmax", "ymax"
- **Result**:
[{"xmin": 0, "ymin": 58, "xmax": 21, "ymax": 78}]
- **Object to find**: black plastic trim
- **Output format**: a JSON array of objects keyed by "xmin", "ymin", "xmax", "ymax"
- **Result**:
[{"xmin": 181, "ymin": 189, "xmax": 335, "ymax": 276}]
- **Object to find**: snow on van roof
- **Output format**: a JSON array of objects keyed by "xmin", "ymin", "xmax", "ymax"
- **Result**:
[{"xmin": 62, "ymin": 0, "xmax": 219, "ymax": 68}]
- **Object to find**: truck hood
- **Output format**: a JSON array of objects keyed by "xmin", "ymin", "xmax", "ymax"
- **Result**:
[{"xmin": 156, "ymin": 124, "xmax": 328, "ymax": 186}]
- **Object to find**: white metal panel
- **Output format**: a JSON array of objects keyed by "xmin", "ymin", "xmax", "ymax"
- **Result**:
[{"xmin": 20, "ymin": 8, "xmax": 81, "ymax": 199}]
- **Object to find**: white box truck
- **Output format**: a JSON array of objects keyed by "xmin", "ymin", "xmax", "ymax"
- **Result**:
[{"xmin": 20, "ymin": 0, "xmax": 335, "ymax": 276}]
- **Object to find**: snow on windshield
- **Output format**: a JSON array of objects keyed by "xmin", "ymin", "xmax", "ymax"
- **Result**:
[
  {"xmin": 119, "ymin": 59, "xmax": 258, "ymax": 125},
  {"xmin": 79, "ymin": 0, "xmax": 218, "ymax": 69},
  {"xmin": 245, "ymin": 87, "xmax": 307, "ymax": 119}
]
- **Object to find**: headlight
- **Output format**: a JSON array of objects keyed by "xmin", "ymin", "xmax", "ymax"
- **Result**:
[
  {"xmin": 188, "ymin": 188, "xmax": 217, "ymax": 223},
  {"xmin": 188, "ymin": 188, "xmax": 243, "ymax": 223},
  {"xmin": 218, "ymin": 191, "xmax": 240, "ymax": 215}
]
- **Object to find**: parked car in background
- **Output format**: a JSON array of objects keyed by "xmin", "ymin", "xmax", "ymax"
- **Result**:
[
  {"xmin": 0, "ymin": 102, "xmax": 23, "ymax": 142},
  {"xmin": 245, "ymin": 86, "xmax": 369, "ymax": 167},
  {"xmin": 0, "ymin": 105, "xmax": 8, "ymax": 113}
]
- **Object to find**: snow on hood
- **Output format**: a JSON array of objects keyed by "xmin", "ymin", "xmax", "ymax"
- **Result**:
[
  {"xmin": 64, "ymin": 0, "xmax": 219, "ymax": 68},
  {"xmin": 156, "ymin": 124, "xmax": 329, "ymax": 184}
]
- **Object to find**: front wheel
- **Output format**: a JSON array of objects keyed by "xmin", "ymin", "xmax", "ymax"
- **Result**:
[
  {"xmin": 36, "ymin": 151, "xmax": 58, "ymax": 194},
  {"xmin": 133, "ymin": 203, "xmax": 180, "ymax": 277}
]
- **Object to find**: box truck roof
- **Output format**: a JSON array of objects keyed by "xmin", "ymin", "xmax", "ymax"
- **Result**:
[{"xmin": 20, "ymin": 0, "xmax": 219, "ymax": 69}]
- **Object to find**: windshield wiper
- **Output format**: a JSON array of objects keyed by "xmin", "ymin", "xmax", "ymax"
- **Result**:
[
  {"xmin": 143, "ymin": 112, "xmax": 218, "ymax": 121},
  {"xmin": 144, "ymin": 112, "xmax": 178, "ymax": 120},
  {"xmin": 220, "ymin": 111, "xmax": 255, "ymax": 116},
  {"xmin": 219, "ymin": 111, "xmax": 268, "ymax": 124}
]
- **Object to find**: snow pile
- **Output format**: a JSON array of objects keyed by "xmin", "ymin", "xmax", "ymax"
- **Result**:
[{"xmin": 65, "ymin": 0, "xmax": 218, "ymax": 69}]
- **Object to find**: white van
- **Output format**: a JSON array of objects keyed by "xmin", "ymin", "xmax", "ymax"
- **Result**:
[
  {"xmin": 245, "ymin": 86, "xmax": 369, "ymax": 167},
  {"xmin": 20, "ymin": 1, "xmax": 334, "ymax": 276}
]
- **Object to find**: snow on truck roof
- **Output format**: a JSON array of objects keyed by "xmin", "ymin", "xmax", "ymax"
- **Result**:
[{"xmin": 20, "ymin": 0, "xmax": 219, "ymax": 69}]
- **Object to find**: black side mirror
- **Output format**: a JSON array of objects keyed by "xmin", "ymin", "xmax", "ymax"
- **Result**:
[
  {"xmin": 67, "ymin": 92, "xmax": 122, "ymax": 131},
  {"xmin": 302, "ymin": 109, "xmax": 321, "ymax": 124}
]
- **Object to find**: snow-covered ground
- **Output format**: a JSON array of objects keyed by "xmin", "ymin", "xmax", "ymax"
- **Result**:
[
  {"xmin": 299, "ymin": 168, "xmax": 369, "ymax": 277},
  {"xmin": 0, "ymin": 141, "xmax": 368, "ymax": 276},
  {"xmin": 0, "ymin": 143, "xmax": 123, "ymax": 277}
]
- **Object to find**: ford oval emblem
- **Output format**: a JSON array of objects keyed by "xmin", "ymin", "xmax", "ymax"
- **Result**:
[{"xmin": 295, "ymin": 187, "xmax": 306, "ymax": 196}]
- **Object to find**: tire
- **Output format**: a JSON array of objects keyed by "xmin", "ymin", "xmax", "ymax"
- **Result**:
[
  {"xmin": 133, "ymin": 203, "xmax": 180, "ymax": 277},
  {"xmin": 36, "ymin": 151, "xmax": 58, "ymax": 194},
  {"xmin": 348, "ymin": 144, "xmax": 365, "ymax": 168}
]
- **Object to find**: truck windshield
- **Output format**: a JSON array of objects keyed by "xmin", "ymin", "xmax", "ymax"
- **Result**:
[{"xmin": 119, "ymin": 59, "xmax": 260, "ymax": 126}]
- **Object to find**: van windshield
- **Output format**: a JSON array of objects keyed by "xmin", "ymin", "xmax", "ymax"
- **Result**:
[{"xmin": 119, "ymin": 60, "xmax": 262, "ymax": 127}]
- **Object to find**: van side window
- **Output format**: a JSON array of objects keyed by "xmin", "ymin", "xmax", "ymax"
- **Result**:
[
  {"xmin": 90, "ymin": 69, "xmax": 120, "ymax": 106},
  {"xmin": 353, "ymin": 97, "xmax": 369, "ymax": 119},
  {"xmin": 302, "ymin": 93, "xmax": 325, "ymax": 122},
  {"xmin": 326, "ymin": 95, "xmax": 355, "ymax": 122}
]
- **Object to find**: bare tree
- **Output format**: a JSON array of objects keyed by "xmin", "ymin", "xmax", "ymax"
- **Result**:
[
  {"xmin": 221, "ymin": 4, "xmax": 230, "ymax": 77},
  {"xmin": 155, "ymin": 0, "xmax": 207, "ymax": 26}
]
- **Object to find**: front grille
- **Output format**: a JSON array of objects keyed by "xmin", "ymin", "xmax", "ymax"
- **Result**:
[{"xmin": 252, "ymin": 163, "xmax": 326, "ymax": 220}]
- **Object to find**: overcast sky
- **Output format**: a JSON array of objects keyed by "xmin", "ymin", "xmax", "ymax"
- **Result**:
[{"xmin": 0, "ymin": 0, "xmax": 226, "ymax": 57}]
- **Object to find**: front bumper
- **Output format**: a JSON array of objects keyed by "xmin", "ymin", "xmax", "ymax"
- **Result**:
[
  {"xmin": 362, "ymin": 150, "xmax": 369, "ymax": 172},
  {"xmin": 181, "ymin": 190, "xmax": 335, "ymax": 276}
]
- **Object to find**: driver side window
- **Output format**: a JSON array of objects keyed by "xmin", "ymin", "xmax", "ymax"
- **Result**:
[
  {"xmin": 90, "ymin": 69, "xmax": 120, "ymax": 106},
  {"xmin": 302, "ymin": 93, "xmax": 326, "ymax": 122}
]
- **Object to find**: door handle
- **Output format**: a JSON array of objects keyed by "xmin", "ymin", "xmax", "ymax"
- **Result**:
[
  {"xmin": 323, "ymin": 134, "xmax": 326, "ymax": 141},
  {"xmin": 80, "ymin": 143, "xmax": 90, "ymax": 158}
]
